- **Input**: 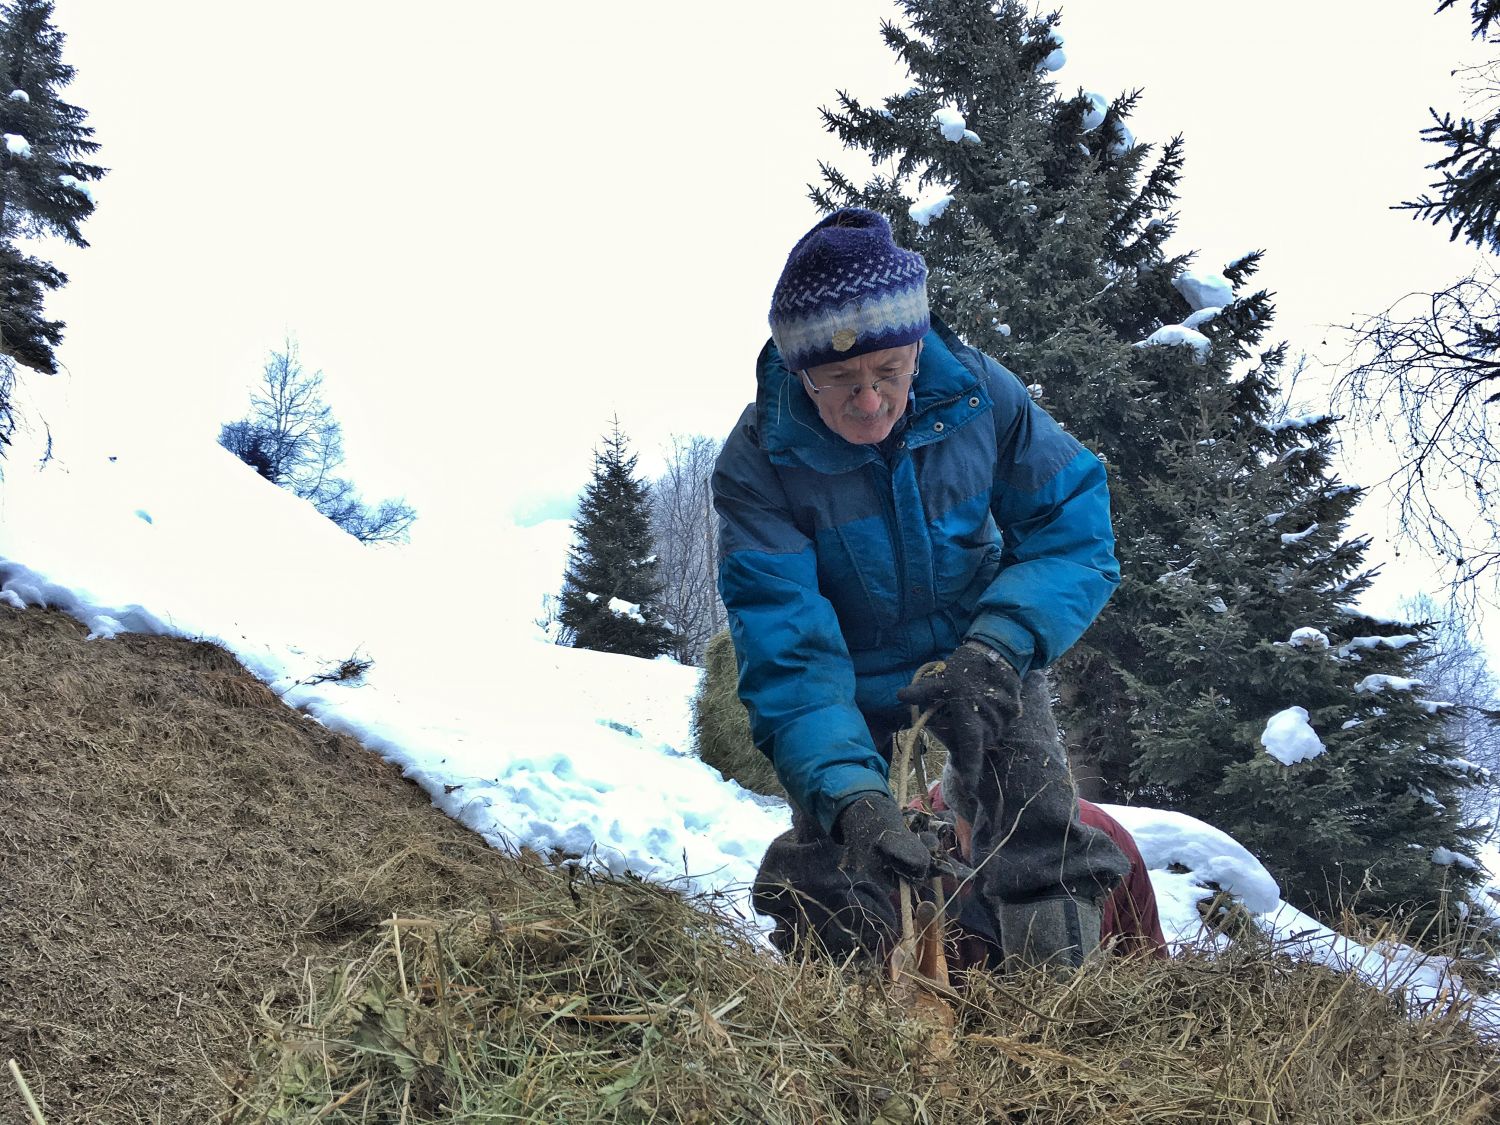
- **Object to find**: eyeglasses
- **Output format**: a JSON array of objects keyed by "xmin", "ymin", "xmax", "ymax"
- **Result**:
[{"xmin": 799, "ymin": 366, "xmax": 918, "ymax": 400}]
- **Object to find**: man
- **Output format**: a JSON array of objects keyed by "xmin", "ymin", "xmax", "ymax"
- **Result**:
[{"xmin": 713, "ymin": 208, "xmax": 1130, "ymax": 969}]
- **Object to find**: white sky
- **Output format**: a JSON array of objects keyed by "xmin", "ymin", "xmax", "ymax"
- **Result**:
[{"xmin": 30, "ymin": 0, "xmax": 1494, "ymax": 622}]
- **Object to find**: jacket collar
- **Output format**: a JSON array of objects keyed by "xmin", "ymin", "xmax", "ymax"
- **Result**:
[{"xmin": 755, "ymin": 317, "xmax": 992, "ymax": 473}]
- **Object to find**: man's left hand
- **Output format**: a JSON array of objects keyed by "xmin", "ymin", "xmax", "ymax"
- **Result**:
[{"xmin": 897, "ymin": 640, "xmax": 1023, "ymax": 755}]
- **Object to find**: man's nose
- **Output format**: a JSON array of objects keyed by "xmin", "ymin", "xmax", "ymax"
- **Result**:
[{"xmin": 851, "ymin": 383, "xmax": 883, "ymax": 410}]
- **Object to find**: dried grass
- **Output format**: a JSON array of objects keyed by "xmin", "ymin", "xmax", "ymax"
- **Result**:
[
  {"xmin": 6, "ymin": 603, "xmax": 1500, "ymax": 1124},
  {"xmin": 229, "ymin": 865, "xmax": 1500, "ymax": 1124},
  {"xmin": 0, "ymin": 607, "xmax": 519, "ymax": 1123}
]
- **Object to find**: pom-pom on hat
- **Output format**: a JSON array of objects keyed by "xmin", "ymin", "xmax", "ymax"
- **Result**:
[{"xmin": 769, "ymin": 208, "xmax": 930, "ymax": 372}]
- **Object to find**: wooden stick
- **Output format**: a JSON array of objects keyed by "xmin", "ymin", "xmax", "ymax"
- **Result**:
[
  {"xmin": 391, "ymin": 914, "xmax": 410, "ymax": 1000},
  {"xmin": 312, "ymin": 1078, "xmax": 372, "ymax": 1120},
  {"xmin": 7, "ymin": 1059, "xmax": 47, "ymax": 1125}
]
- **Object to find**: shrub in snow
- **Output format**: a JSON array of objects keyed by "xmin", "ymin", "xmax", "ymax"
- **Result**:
[
  {"xmin": 4, "ymin": 132, "xmax": 31, "ymax": 158},
  {"xmin": 558, "ymin": 420, "xmax": 673, "ymax": 659}
]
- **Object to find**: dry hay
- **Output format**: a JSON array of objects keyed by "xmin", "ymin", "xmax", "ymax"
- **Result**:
[
  {"xmin": 0, "ymin": 606, "xmax": 520, "ymax": 1122},
  {"xmin": 692, "ymin": 629, "xmax": 783, "ymax": 798},
  {"xmin": 230, "ymin": 864, "xmax": 1500, "ymax": 1124},
  {"xmin": 6, "ymin": 603, "xmax": 1500, "ymax": 1123}
]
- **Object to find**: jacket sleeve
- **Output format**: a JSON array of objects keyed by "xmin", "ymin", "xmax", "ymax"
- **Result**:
[
  {"xmin": 712, "ymin": 422, "xmax": 890, "ymax": 836},
  {"xmin": 963, "ymin": 354, "xmax": 1121, "ymax": 677}
]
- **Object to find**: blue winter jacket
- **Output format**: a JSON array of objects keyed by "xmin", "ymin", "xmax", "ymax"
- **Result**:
[{"xmin": 713, "ymin": 319, "xmax": 1120, "ymax": 835}]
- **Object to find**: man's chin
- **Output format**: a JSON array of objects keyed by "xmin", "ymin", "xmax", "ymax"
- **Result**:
[{"xmin": 837, "ymin": 415, "xmax": 897, "ymax": 445}]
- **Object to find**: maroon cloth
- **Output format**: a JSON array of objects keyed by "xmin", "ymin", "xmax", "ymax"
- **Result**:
[{"xmin": 916, "ymin": 782, "xmax": 1168, "ymax": 964}]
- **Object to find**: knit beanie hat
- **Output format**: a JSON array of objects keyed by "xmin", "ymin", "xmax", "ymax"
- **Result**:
[{"xmin": 769, "ymin": 208, "xmax": 930, "ymax": 372}]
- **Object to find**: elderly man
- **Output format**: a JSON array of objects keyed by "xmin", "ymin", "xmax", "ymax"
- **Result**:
[{"xmin": 712, "ymin": 208, "xmax": 1130, "ymax": 969}]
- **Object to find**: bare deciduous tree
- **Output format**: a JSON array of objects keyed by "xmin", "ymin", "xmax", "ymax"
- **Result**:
[
  {"xmin": 1337, "ymin": 272, "xmax": 1500, "ymax": 602},
  {"xmin": 219, "ymin": 337, "xmax": 416, "ymax": 544},
  {"xmin": 1335, "ymin": 2, "xmax": 1500, "ymax": 606},
  {"xmin": 649, "ymin": 434, "xmax": 725, "ymax": 666},
  {"xmin": 1403, "ymin": 592, "xmax": 1500, "ymax": 825}
]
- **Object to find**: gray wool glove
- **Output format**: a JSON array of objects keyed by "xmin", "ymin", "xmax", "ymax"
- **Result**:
[
  {"xmin": 897, "ymin": 640, "xmax": 1024, "ymax": 757},
  {"xmin": 835, "ymin": 793, "xmax": 935, "ymax": 886}
]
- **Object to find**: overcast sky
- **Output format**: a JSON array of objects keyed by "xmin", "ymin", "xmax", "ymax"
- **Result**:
[{"xmin": 30, "ymin": 0, "xmax": 1492, "ymax": 619}]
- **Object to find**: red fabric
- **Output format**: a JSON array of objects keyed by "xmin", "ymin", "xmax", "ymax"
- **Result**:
[{"xmin": 918, "ymin": 781, "xmax": 1168, "ymax": 962}]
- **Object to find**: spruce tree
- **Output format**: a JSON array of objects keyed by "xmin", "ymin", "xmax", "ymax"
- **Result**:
[
  {"xmin": 559, "ymin": 420, "xmax": 674, "ymax": 660},
  {"xmin": 815, "ymin": 0, "xmax": 1485, "ymax": 923},
  {"xmin": 0, "ymin": 0, "xmax": 101, "ymax": 387}
]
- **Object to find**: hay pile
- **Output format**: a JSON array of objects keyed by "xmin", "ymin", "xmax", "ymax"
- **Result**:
[
  {"xmin": 5, "ymin": 603, "xmax": 1500, "ymax": 1123},
  {"xmin": 0, "ymin": 606, "xmax": 519, "ymax": 1122},
  {"xmin": 232, "ymin": 869, "xmax": 1500, "ymax": 1123}
]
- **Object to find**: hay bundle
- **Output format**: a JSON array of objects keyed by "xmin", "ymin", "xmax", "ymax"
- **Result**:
[{"xmin": 693, "ymin": 629, "xmax": 784, "ymax": 797}]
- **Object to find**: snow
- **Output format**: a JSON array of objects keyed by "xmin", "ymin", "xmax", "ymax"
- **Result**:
[
  {"xmin": 1356, "ymin": 674, "xmax": 1423, "ymax": 694},
  {"xmin": 4, "ymin": 133, "xmax": 31, "ymax": 158},
  {"xmin": 932, "ymin": 107, "xmax": 981, "ymax": 144},
  {"xmin": 1342, "ymin": 634, "xmax": 1421, "ymax": 652},
  {"xmin": 4, "ymin": 386, "xmax": 1499, "ymax": 1036},
  {"xmin": 1173, "ymin": 268, "xmax": 1234, "ymax": 310},
  {"xmin": 1182, "ymin": 306, "xmax": 1221, "ymax": 330},
  {"xmin": 57, "ymin": 173, "xmax": 95, "ymax": 202},
  {"xmin": 1134, "ymin": 324, "xmax": 1211, "ymax": 364},
  {"xmin": 0, "ymin": 410, "xmax": 789, "ymax": 918},
  {"xmin": 1279, "ymin": 522, "xmax": 1319, "ymax": 546},
  {"xmin": 1081, "ymin": 91, "xmax": 1108, "ymax": 131},
  {"xmin": 934, "ymin": 106, "xmax": 967, "ymax": 142},
  {"xmin": 1287, "ymin": 627, "xmax": 1330, "ymax": 649},
  {"xmin": 606, "ymin": 596, "xmax": 645, "ymax": 624},
  {"xmin": 1107, "ymin": 121, "xmax": 1133, "ymax": 156},
  {"xmin": 909, "ymin": 189, "xmax": 953, "ymax": 227},
  {"xmin": 1041, "ymin": 37, "xmax": 1066, "ymax": 72},
  {"xmin": 1260, "ymin": 706, "xmax": 1327, "ymax": 765},
  {"xmin": 7, "ymin": 88, "xmax": 28, "ymax": 102},
  {"xmin": 995, "ymin": 322, "xmax": 1011, "ymax": 337},
  {"xmin": 1433, "ymin": 846, "xmax": 1480, "ymax": 870},
  {"xmin": 1100, "ymin": 804, "xmax": 1282, "ymax": 924},
  {"xmin": 1265, "ymin": 412, "xmax": 1333, "ymax": 433}
]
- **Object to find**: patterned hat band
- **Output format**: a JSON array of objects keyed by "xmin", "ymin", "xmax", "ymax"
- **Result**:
[
  {"xmin": 768, "ymin": 208, "xmax": 931, "ymax": 372},
  {"xmin": 772, "ymin": 281, "xmax": 930, "ymax": 372}
]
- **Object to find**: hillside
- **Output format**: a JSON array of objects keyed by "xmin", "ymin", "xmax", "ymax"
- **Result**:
[{"xmin": 4, "ymin": 602, "xmax": 1500, "ymax": 1123}]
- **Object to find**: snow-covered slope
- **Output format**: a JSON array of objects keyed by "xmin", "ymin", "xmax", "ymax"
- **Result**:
[{"xmin": 1, "ymin": 401, "xmax": 1496, "ymax": 1032}]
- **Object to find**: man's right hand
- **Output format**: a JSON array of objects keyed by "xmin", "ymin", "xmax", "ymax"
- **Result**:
[{"xmin": 835, "ymin": 793, "xmax": 934, "ymax": 886}]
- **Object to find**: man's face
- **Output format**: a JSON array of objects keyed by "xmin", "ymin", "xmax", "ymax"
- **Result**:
[{"xmin": 800, "ymin": 342, "xmax": 919, "ymax": 446}]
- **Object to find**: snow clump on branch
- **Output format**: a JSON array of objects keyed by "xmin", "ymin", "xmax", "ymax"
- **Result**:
[{"xmin": 1261, "ymin": 706, "xmax": 1327, "ymax": 766}]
